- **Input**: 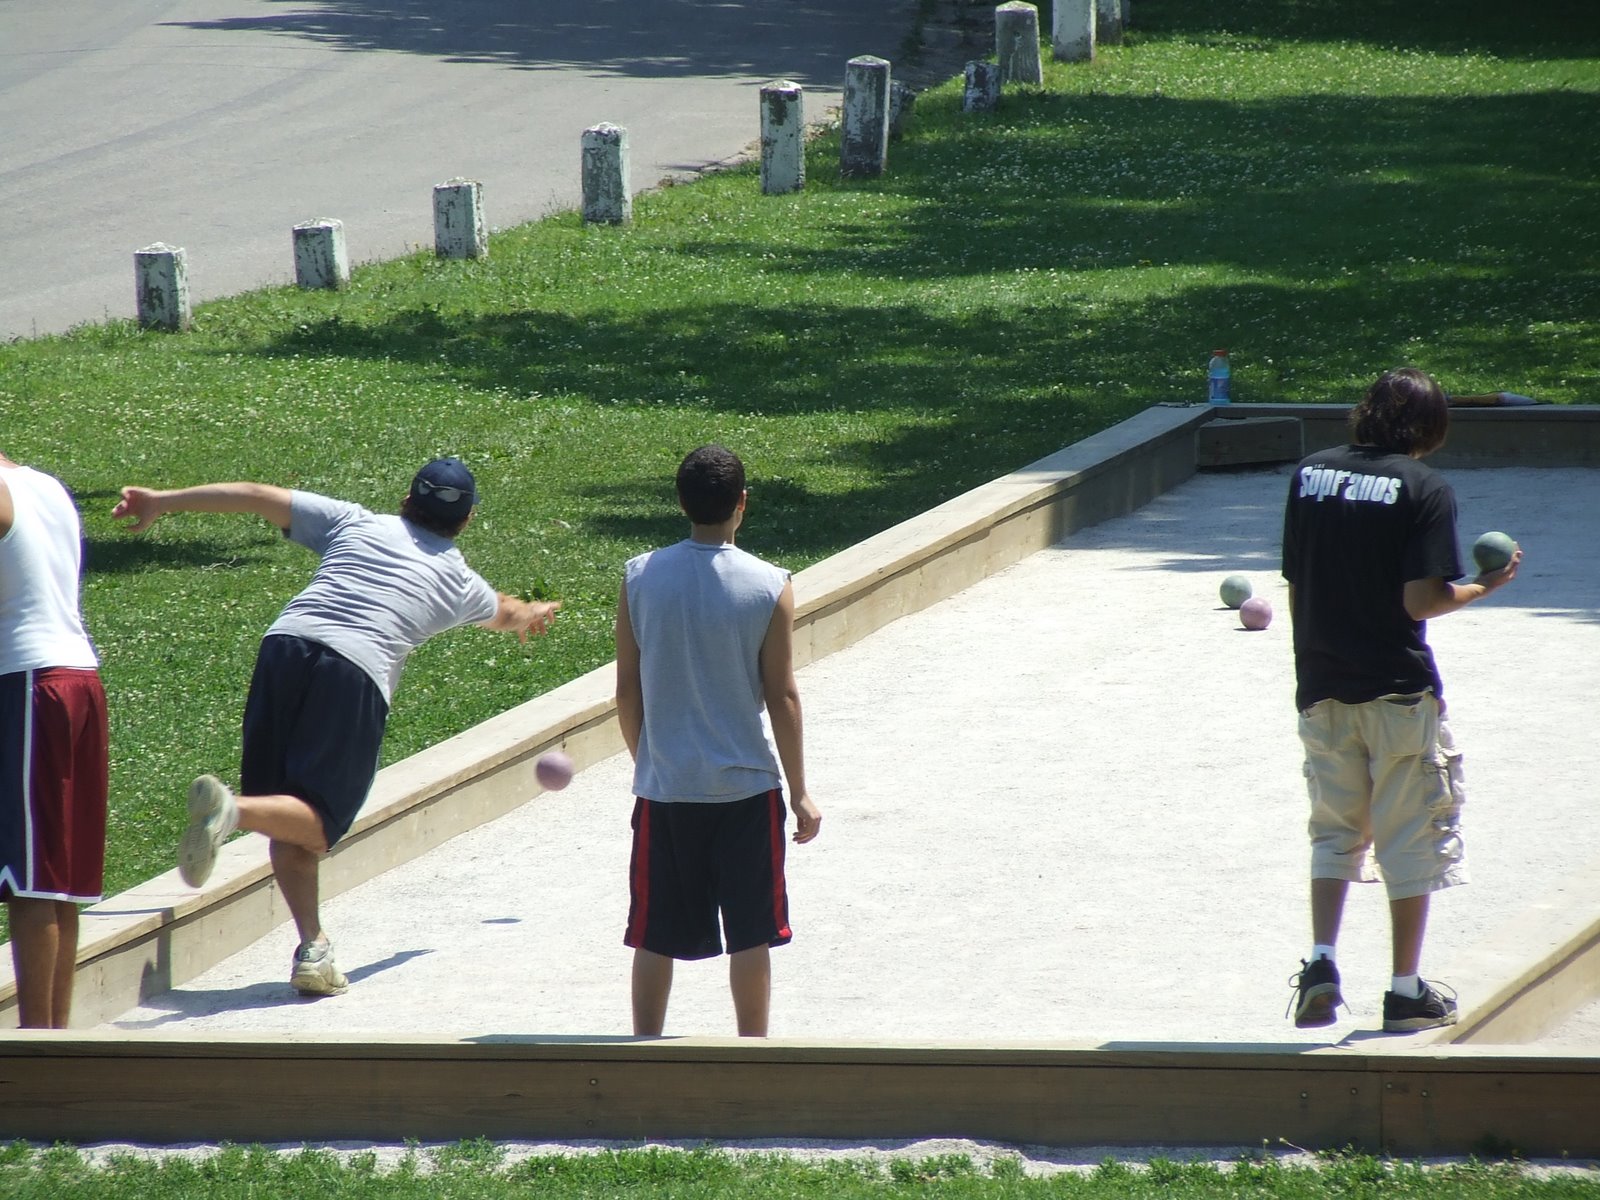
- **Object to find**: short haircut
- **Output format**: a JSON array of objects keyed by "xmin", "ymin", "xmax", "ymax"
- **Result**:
[
  {"xmin": 676, "ymin": 445, "xmax": 746, "ymax": 525},
  {"xmin": 399, "ymin": 496, "xmax": 470, "ymax": 539},
  {"xmin": 1350, "ymin": 368, "xmax": 1450, "ymax": 457}
]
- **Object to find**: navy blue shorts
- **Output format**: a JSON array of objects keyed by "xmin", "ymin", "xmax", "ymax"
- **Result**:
[
  {"xmin": 240, "ymin": 634, "xmax": 388, "ymax": 848},
  {"xmin": 624, "ymin": 790, "xmax": 792, "ymax": 960}
]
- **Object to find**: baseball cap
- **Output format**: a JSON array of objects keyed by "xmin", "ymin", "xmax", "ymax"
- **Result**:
[{"xmin": 409, "ymin": 457, "xmax": 479, "ymax": 522}]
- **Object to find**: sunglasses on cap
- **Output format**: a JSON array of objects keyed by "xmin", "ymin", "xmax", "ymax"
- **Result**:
[{"xmin": 415, "ymin": 478, "xmax": 473, "ymax": 504}]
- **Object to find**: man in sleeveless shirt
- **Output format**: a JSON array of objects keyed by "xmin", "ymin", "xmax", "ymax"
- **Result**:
[
  {"xmin": 0, "ymin": 452, "xmax": 109, "ymax": 1028},
  {"xmin": 1282, "ymin": 370, "xmax": 1520, "ymax": 1032},
  {"xmin": 113, "ymin": 458, "xmax": 559, "ymax": 997},
  {"xmin": 615, "ymin": 445, "xmax": 822, "ymax": 1036}
]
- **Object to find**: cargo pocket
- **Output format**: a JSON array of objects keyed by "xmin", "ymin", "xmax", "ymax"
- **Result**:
[{"xmin": 1422, "ymin": 724, "xmax": 1466, "ymax": 864}]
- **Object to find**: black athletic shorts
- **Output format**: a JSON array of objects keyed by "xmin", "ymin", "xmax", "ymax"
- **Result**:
[
  {"xmin": 240, "ymin": 634, "xmax": 388, "ymax": 849},
  {"xmin": 624, "ymin": 789, "xmax": 792, "ymax": 960}
]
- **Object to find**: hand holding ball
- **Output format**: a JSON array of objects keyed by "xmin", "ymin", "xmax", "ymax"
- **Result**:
[
  {"xmin": 1239, "ymin": 596, "xmax": 1273, "ymax": 630},
  {"xmin": 1472, "ymin": 531, "xmax": 1517, "ymax": 574},
  {"xmin": 536, "ymin": 751, "xmax": 574, "ymax": 791}
]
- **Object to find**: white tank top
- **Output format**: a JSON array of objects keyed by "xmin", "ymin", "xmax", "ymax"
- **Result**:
[
  {"xmin": 0, "ymin": 465, "xmax": 98, "ymax": 675},
  {"xmin": 624, "ymin": 539, "xmax": 787, "ymax": 802}
]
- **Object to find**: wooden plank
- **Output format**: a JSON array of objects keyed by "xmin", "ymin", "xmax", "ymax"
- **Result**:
[{"xmin": 1378, "ymin": 1062, "xmax": 1600, "ymax": 1157}]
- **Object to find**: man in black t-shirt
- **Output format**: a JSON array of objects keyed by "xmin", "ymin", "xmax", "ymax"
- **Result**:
[{"xmin": 1281, "ymin": 369, "xmax": 1520, "ymax": 1033}]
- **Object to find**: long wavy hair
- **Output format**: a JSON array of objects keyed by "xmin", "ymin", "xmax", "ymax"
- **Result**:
[{"xmin": 1349, "ymin": 368, "xmax": 1449, "ymax": 456}]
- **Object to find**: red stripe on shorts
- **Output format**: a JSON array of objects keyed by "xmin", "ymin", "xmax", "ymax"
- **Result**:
[
  {"xmin": 768, "ymin": 789, "xmax": 792, "ymax": 941},
  {"xmin": 625, "ymin": 797, "xmax": 652, "ymax": 946}
]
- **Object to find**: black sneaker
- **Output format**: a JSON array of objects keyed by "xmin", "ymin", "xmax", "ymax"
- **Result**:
[
  {"xmin": 1289, "ymin": 956, "xmax": 1342, "ymax": 1028},
  {"xmin": 1382, "ymin": 980, "xmax": 1458, "ymax": 1032}
]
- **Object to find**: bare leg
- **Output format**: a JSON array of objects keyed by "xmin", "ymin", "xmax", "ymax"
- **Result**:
[
  {"xmin": 729, "ymin": 945, "xmax": 771, "ymax": 1037},
  {"xmin": 1390, "ymin": 893, "xmax": 1430, "ymax": 977},
  {"xmin": 1311, "ymin": 877, "xmax": 1349, "ymax": 947},
  {"xmin": 8, "ymin": 898, "xmax": 59, "ymax": 1028},
  {"xmin": 632, "ymin": 948, "xmax": 674, "ymax": 1035},
  {"xmin": 50, "ymin": 902, "xmax": 77, "ymax": 1027},
  {"xmin": 7, "ymin": 898, "xmax": 78, "ymax": 1028},
  {"xmin": 233, "ymin": 793, "xmax": 330, "ymax": 946}
]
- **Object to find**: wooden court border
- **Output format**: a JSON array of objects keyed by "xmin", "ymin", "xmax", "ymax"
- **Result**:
[{"xmin": 4, "ymin": 403, "xmax": 1599, "ymax": 1153}]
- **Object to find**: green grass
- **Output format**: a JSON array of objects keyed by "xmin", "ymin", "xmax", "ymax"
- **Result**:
[
  {"xmin": 2, "ymin": 1143, "xmax": 1598, "ymax": 1199},
  {"xmin": 1, "ymin": 0, "xmax": 1596, "ymax": 910}
]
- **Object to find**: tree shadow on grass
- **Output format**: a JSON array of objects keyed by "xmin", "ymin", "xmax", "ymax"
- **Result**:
[
  {"xmin": 83, "ymin": 536, "xmax": 279, "ymax": 576},
  {"xmin": 1138, "ymin": 0, "xmax": 1600, "ymax": 61}
]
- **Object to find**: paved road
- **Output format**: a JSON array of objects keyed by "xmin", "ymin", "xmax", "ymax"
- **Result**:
[{"xmin": 1, "ymin": 0, "xmax": 923, "ymax": 340}]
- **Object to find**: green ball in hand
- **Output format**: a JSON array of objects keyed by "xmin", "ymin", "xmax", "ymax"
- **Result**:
[{"xmin": 1472, "ymin": 531, "xmax": 1517, "ymax": 573}]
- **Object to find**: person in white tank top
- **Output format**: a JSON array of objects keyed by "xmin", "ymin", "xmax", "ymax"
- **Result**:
[{"xmin": 0, "ymin": 452, "xmax": 109, "ymax": 1028}]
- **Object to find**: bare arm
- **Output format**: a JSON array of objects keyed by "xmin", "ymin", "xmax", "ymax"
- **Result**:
[
  {"xmin": 760, "ymin": 580, "xmax": 821, "ymax": 844},
  {"xmin": 613, "ymin": 582, "xmax": 643, "ymax": 760},
  {"xmin": 477, "ymin": 594, "xmax": 561, "ymax": 642},
  {"xmin": 1403, "ymin": 549, "xmax": 1522, "ymax": 621},
  {"xmin": 0, "ymin": 474, "xmax": 12, "ymax": 538},
  {"xmin": 112, "ymin": 482, "xmax": 294, "ymax": 533}
]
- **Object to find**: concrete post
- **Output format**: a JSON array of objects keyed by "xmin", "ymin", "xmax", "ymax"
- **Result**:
[
  {"xmin": 995, "ymin": 2, "xmax": 1043, "ymax": 86},
  {"xmin": 889, "ymin": 80, "xmax": 916, "ymax": 140},
  {"xmin": 840, "ymin": 55, "xmax": 890, "ymax": 179},
  {"xmin": 1053, "ymin": 0, "xmax": 1095, "ymax": 62},
  {"xmin": 581, "ymin": 123, "xmax": 631, "ymax": 224},
  {"xmin": 963, "ymin": 61, "xmax": 1002, "ymax": 112},
  {"xmin": 1096, "ymin": 0, "xmax": 1123, "ymax": 45},
  {"xmin": 292, "ymin": 219, "xmax": 350, "ymax": 290},
  {"xmin": 760, "ymin": 81, "xmax": 805, "ymax": 195},
  {"xmin": 434, "ymin": 179, "xmax": 488, "ymax": 260},
  {"xmin": 133, "ymin": 243, "xmax": 190, "ymax": 331}
]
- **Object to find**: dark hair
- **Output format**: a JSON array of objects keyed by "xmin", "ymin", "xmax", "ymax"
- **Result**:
[
  {"xmin": 400, "ymin": 496, "xmax": 471, "ymax": 539},
  {"xmin": 676, "ymin": 445, "xmax": 746, "ymax": 525},
  {"xmin": 1349, "ymin": 368, "xmax": 1450, "ymax": 456}
]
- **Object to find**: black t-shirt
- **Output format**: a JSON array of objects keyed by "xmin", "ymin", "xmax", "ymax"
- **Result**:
[{"xmin": 1281, "ymin": 444, "xmax": 1463, "ymax": 710}]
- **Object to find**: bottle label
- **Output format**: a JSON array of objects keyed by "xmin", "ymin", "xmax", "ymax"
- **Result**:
[{"xmin": 1208, "ymin": 375, "xmax": 1230, "ymax": 404}]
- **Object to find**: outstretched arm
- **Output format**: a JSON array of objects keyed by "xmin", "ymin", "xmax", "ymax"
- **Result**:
[
  {"xmin": 760, "ymin": 581, "xmax": 821, "ymax": 845},
  {"xmin": 113, "ymin": 483, "xmax": 294, "ymax": 533},
  {"xmin": 478, "ymin": 594, "xmax": 561, "ymax": 642}
]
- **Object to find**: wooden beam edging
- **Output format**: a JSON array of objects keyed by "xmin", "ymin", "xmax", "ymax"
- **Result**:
[
  {"xmin": 1, "ymin": 404, "xmax": 1210, "ymax": 1028},
  {"xmin": 1424, "ymin": 852, "xmax": 1600, "ymax": 1047},
  {"xmin": 0, "ymin": 1033, "xmax": 1596, "ymax": 1156},
  {"xmin": 1211, "ymin": 403, "xmax": 1600, "ymax": 469}
]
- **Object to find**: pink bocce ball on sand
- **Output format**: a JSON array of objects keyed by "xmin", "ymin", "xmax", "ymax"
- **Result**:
[
  {"xmin": 1239, "ymin": 596, "xmax": 1273, "ymax": 631},
  {"xmin": 536, "ymin": 750, "xmax": 574, "ymax": 791}
]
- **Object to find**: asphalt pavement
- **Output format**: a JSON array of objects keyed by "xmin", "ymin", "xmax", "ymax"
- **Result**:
[{"xmin": 1, "ymin": 0, "xmax": 931, "ymax": 339}]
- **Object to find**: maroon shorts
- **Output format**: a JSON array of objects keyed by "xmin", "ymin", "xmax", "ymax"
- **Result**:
[
  {"xmin": 0, "ymin": 667, "xmax": 109, "ymax": 903},
  {"xmin": 624, "ymin": 790, "xmax": 792, "ymax": 960}
]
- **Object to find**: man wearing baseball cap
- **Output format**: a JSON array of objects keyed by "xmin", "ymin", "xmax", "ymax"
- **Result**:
[{"xmin": 113, "ymin": 459, "xmax": 559, "ymax": 997}]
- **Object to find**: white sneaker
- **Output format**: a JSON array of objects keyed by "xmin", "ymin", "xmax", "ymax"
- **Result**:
[
  {"xmin": 291, "ymin": 939, "xmax": 349, "ymax": 997},
  {"xmin": 178, "ymin": 775, "xmax": 239, "ymax": 888}
]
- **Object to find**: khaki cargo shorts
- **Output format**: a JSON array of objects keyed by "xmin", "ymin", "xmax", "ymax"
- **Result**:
[{"xmin": 1298, "ymin": 690, "xmax": 1468, "ymax": 900}]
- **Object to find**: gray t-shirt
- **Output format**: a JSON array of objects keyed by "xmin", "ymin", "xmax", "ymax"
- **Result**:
[
  {"xmin": 624, "ymin": 539, "xmax": 787, "ymax": 803},
  {"xmin": 265, "ymin": 492, "xmax": 498, "ymax": 704}
]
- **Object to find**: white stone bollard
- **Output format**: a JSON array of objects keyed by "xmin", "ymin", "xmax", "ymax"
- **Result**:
[
  {"xmin": 134, "ymin": 243, "xmax": 190, "ymax": 331},
  {"xmin": 995, "ymin": 2, "xmax": 1043, "ymax": 86},
  {"xmin": 1096, "ymin": 0, "xmax": 1123, "ymax": 45},
  {"xmin": 581, "ymin": 123, "xmax": 631, "ymax": 224},
  {"xmin": 889, "ymin": 80, "xmax": 916, "ymax": 141},
  {"xmin": 1053, "ymin": 0, "xmax": 1095, "ymax": 62},
  {"xmin": 434, "ymin": 179, "xmax": 488, "ymax": 260},
  {"xmin": 963, "ymin": 61, "xmax": 1002, "ymax": 112},
  {"xmin": 292, "ymin": 219, "xmax": 350, "ymax": 290},
  {"xmin": 840, "ymin": 55, "xmax": 890, "ymax": 179},
  {"xmin": 760, "ymin": 81, "xmax": 805, "ymax": 195}
]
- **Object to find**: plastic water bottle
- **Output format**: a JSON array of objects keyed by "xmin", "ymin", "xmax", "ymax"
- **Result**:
[{"xmin": 1207, "ymin": 349, "xmax": 1231, "ymax": 405}]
